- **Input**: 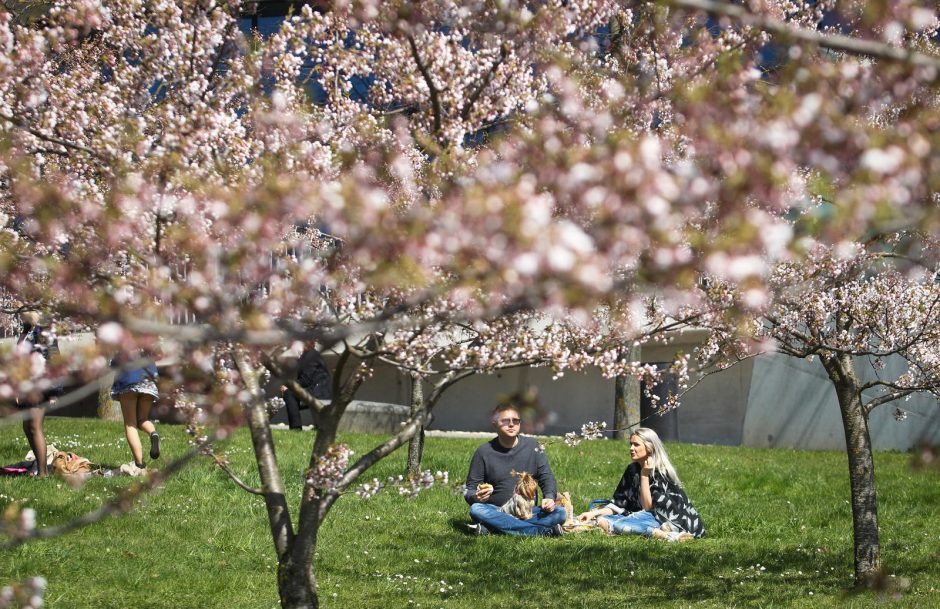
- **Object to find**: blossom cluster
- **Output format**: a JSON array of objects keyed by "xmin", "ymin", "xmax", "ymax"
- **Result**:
[
  {"xmin": 0, "ymin": 576, "xmax": 46, "ymax": 609},
  {"xmin": 305, "ymin": 444, "xmax": 354, "ymax": 497},
  {"xmin": 564, "ymin": 420, "xmax": 609, "ymax": 447},
  {"xmin": 0, "ymin": 0, "xmax": 933, "ymax": 500},
  {"xmin": 0, "ymin": 0, "xmax": 936, "ymax": 414},
  {"xmin": 0, "ymin": 504, "xmax": 36, "ymax": 542},
  {"xmin": 694, "ymin": 240, "xmax": 940, "ymax": 411},
  {"xmin": 2, "ymin": 1, "xmax": 938, "ymax": 604},
  {"xmin": 354, "ymin": 470, "xmax": 449, "ymax": 500}
]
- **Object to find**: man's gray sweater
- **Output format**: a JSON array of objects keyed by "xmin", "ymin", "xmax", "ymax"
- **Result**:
[{"xmin": 463, "ymin": 436, "xmax": 558, "ymax": 506}]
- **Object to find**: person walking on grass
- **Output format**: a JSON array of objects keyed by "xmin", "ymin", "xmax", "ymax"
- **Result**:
[
  {"xmin": 111, "ymin": 355, "xmax": 161, "ymax": 472},
  {"xmin": 15, "ymin": 310, "xmax": 61, "ymax": 477},
  {"xmin": 463, "ymin": 400, "xmax": 566, "ymax": 536},
  {"xmin": 576, "ymin": 427, "xmax": 705, "ymax": 541}
]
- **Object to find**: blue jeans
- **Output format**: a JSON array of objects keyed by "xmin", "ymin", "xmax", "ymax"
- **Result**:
[
  {"xmin": 469, "ymin": 502, "xmax": 567, "ymax": 536},
  {"xmin": 599, "ymin": 510, "xmax": 660, "ymax": 537}
]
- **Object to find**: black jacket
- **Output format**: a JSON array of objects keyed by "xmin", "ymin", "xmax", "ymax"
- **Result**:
[{"xmin": 295, "ymin": 348, "xmax": 332, "ymax": 399}]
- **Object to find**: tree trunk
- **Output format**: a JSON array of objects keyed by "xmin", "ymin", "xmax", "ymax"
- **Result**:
[
  {"xmin": 246, "ymin": 398, "xmax": 294, "ymax": 555},
  {"xmin": 277, "ymin": 553, "xmax": 319, "ymax": 609},
  {"xmin": 97, "ymin": 370, "xmax": 121, "ymax": 420},
  {"xmin": 286, "ymin": 405, "xmax": 348, "ymax": 609},
  {"xmin": 245, "ymin": 398, "xmax": 314, "ymax": 607},
  {"xmin": 407, "ymin": 373, "xmax": 425, "ymax": 476},
  {"xmin": 244, "ymin": 397, "xmax": 319, "ymax": 607},
  {"xmin": 613, "ymin": 345, "xmax": 641, "ymax": 440},
  {"xmin": 234, "ymin": 351, "xmax": 313, "ymax": 607},
  {"xmin": 821, "ymin": 353, "xmax": 881, "ymax": 586}
]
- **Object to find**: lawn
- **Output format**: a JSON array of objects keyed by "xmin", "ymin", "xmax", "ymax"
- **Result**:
[{"xmin": 1, "ymin": 417, "xmax": 939, "ymax": 608}]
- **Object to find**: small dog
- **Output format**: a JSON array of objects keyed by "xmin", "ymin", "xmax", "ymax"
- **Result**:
[
  {"xmin": 498, "ymin": 470, "xmax": 538, "ymax": 520},
  {"xmin": 556, "ymin": 491, "xmax": 576, "ymax": 527}
]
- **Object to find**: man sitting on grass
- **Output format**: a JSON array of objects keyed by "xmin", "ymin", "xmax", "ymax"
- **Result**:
[{"xmin": 464, "ymin": 401, "xmax": 566, "ymax": 536}]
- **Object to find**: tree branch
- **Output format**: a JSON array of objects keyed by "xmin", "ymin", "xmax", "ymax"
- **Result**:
[
  {"xmin": 406, "ymin": 33, "xmax": 444, "ymax": 140},
  {"xmin": 666, "ymin": 0, "xmax": 940, "ymax": 73},
  {"xmin": 122, "ymin": 285, "xmax": 445, "ymax": 351},
  {"xmin": 426, "ymin": 368, "xmax": 476, "ymax": 404},
  {"xmin": 0, "ymin": 356, "xmax": 154, "ymax": 429},
  {"xmin": 0, "ymin": 112, "xmax": 101, "ymax": 158},
  {"xmin": 261, "ymin": 351, "xmax": 327, "ymax": 413},
  {"xmin": 330, "ymin": 405, "xmax": 433, "ymax": 503},
  {"xmin": 207, "ymin": 450, "xmax": 264, "ymax": 495},
  {"xmin": 460, "ymin": 43, "xmax": 509, "ymax": 121},
  {"xmin": 863, "ymin": 388, "xmax": 918, "ymax": 414}
]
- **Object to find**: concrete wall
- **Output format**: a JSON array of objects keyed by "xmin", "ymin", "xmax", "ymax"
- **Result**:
[
  {"xmin": 673, "ymin": 358, "xmax": 753, "ymax": 446},
  {"xmin": 353, "ymin": 362, "xmax": 616, "ymax": 436},
  {"xmin": 742, "ymin": 353, "xmax": 940, "ymax": 451},
  {"xmin": 353, "ymin": 349, "xmax": 940, "ymax": 452},
  {"xmin": 620, "ymin": 331, "xmax": 750, "ymax": 445}
]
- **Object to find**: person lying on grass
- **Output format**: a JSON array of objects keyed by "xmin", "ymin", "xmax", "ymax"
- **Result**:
[
  {"xmin": 577, "ymin": 427, "xmax": 705, "ymax": 542},
  {"xmin": 463, "ymin": 401, "xmax": 566, "ymax": 536}
]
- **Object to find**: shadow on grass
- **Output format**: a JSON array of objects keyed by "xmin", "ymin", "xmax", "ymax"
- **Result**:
[
  {"xmin": 461, "ymin": 538, "xmax": 844, "ymax": 605},
  {"xmin": 449, "ymin": 517, "xmax": 470, "ymax": 533},
  {"xmin": 326, "ymin": 522, "xmax": 936, "ymax": 608}
]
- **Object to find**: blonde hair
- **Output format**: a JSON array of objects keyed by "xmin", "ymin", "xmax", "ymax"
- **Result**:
[
  {"xmin": 19, "ymin": 310, "xmax": 42, "ymax": 326},
  {"xmin": 631, "ymin": 427, "xmax": 681, "ymax": 486},
  {"xmin": 51, "ymin": 451, "xmax": 93, "ymax": 476}
]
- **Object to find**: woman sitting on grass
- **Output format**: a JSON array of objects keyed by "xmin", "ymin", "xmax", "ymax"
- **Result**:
[{"xmin": 577, "ymin": 427, "xmax": 705, "ymax": 542}]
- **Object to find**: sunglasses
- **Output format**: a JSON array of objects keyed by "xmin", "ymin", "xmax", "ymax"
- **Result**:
[{"xmin": 498, "ymin": 417, "xmax": 521, "ymax": 426}]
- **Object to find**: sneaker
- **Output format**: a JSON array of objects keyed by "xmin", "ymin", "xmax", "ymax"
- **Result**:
[
  {"xmin": 652, "ymin": 528, "xmax": 670, "ymax": 541},
  {"xmin": 465, "ymin": 523, "xmax": 489, "ymax": 536},
  {"xmin": 119, "ymin": 461, "xmax": 147, "ymax": 476},
  {"xmin": 653, "ymin": 529, "xmax": 695, "ymax": 542},
  {"xmin": 549, "ymin": 523, "xmax": 565, "ymax": 537},
  {"xmin": 149, "ymin": 432, "xmax": 161, "ymax": 460}
]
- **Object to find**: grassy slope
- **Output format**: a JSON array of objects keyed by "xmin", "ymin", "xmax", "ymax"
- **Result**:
[{"xmin": 1, "ymin": 418, "xmax": 938, "ymax": 608}]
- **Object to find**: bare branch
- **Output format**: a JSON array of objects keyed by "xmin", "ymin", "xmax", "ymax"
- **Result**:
[
  {"xmin": 680, "ymin": 350, "xmax": 766, "ymax": 398},
  {"xmin": 122, "ymin": 286, "xmax": 446, "ymax": 350},
  {"xmin": 0, "ymin": 356, "xmax": 153, "ymax": 429},
  {"xmin": 261, "ymin": 351, "xmax": 327, "ymax": 413},
  {"xmin": 863, "ymin": 388, "xmax": 920, "ymax": 414},
  {"xmin": 426, "ymin": 368, "xmax": 476, "ymax": 403},
  {"xmin": 330, "ymin": 406, "xmax": 432, "ymax": 502},
  {"xmin": 207, "ymin": 450, "xmax": 264, "ymax": 495}
]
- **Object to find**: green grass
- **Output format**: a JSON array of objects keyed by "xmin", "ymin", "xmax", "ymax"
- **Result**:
[{"xmin": 2, "ymin": 418, "xmax": 939, "ymax": 608}]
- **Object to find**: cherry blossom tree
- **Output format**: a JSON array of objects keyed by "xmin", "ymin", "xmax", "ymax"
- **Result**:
[
  {"xmin": 367, "ymin": 304, "xmax": 693, "ymax": 473},
  {"xmin": 1, "ymin": 0, "xmax": 940, "ymax": 607},
  {"xmin": 692, "ymin": 240, "xmax": 940, "ymax": 586},
  {"xmin": 210, "ymin": 294, "xmax": 688, "ymax": 607},
  {"xmin": 762, "ymin": 247, "xmax": 940, "ymax": 587}
]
